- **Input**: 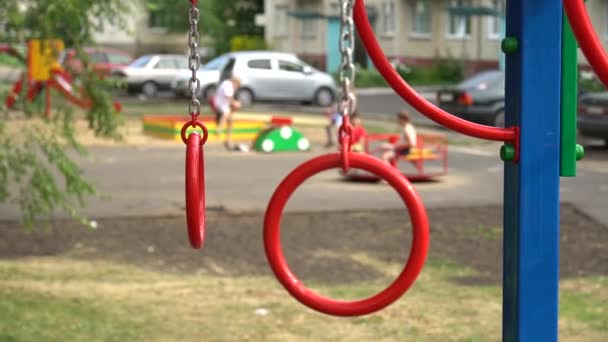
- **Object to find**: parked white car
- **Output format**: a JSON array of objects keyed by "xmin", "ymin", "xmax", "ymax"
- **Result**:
[
  {"xmin": 114, "ymin": 54, "xmax": 188, "ymax": 97},
  {"xmin": 171, "ymin": 55, "xmax": 228, "ymax": 101},
  {"xmin": 172, "ymin": 51, "xmax": 337, "ymax": 107}
]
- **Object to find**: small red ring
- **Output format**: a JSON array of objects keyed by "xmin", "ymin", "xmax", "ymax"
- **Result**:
[
  {"xmin": 264, "ymin": 153, "xmax": 430, "ymax": 316},
  {"xmin": 186, "ymin": 133, "xmax": 206, "ymax": 249},
  {"xmin": 181, "ymin": 120, "xmax": 209, "ymax": 145},
  {"xmin": 340, "ymin": 136, "xmax": 351, "ymax": 173},
  {"xmin": 339, "ymin": 120, "xmax": 354, "ymax": 172}
]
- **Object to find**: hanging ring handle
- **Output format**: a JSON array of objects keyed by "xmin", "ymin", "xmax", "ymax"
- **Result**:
[
  {"xmin": 353, "ymin": 0, "xmax": 517, "ymax": 143},
  {"xmin": 338, "ymin": 116, "xmax": 353, "ymax": 173},
  {"xmin": 264, "ymin": 153, "xmax": 430, "ymax": 316},
  {"xmin": 183, "ymin": 121, "xmax": 208, "ymax": 249},
  {"xmin": 181, "ymin": 120, "xmax": 209, "ymax": 145},
  {"xmin": 564, "ymin": 0, "xmax": 608, "ymax": 88},
  {"xmin": 338, "ymin": 91, "xmax": 356, "ymax": 173}
]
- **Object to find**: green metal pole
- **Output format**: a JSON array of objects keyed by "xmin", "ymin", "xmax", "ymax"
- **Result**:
[{"xmin": 560, "ymin": 12, "xmax": 584, "ymax": 177}]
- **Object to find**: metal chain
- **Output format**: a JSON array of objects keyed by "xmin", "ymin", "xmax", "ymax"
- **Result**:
[
  {"xmin": 338, "ymin": 0, "xmax": 356, "ymax": 118},
  {"xmin": 188, "ymin": 0, "xmax": 201, "ymax": 117}
]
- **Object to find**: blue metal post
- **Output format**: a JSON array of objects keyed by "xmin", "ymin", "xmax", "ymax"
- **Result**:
[{"xmin": 503, "ymin": 0, "xmax": 562, "ymax": 340}]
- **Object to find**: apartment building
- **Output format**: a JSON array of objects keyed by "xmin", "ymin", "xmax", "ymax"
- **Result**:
[
  {"xmin": 92, "ymin": 2, "xmax": 199, "ymax": 56},
  {"xmin": 264, "ymin": 0, "xmax": 608, "ymax": 73}
]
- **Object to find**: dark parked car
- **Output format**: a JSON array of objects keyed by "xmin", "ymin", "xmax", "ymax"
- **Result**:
[
  {"xmin": 437, "ymin": 70, "xmax": 505, "ymax": 127},
  {"xmin": 578, "ymin": 92, "xmax": 608, "ymax": 145}
]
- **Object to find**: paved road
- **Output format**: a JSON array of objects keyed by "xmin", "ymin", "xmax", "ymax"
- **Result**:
[
  {"xmin": 119, "ymin": 87, "xmax": 441, "ymax": 127},
  {"xmin": 2, "ymin": 143, "xmax": 605, "ymax": 227},
  {"xmin": 245, "ymin": 88, "xmax": 440, "ymax": 127},
  {"xmin": 356, "ymin": 88, "xmax": 440, "ymax": 126}
]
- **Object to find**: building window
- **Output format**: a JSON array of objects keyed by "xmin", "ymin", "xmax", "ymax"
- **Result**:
[
  {"xmin": 488, "ymin": 0, "xmax": 505, "ymax": 39},
  {"xmin": 446, "ymin": 0, "xmax": 471, "ymax": 38},
  {"xmin": 382, "ymin": 1, "xmax": 396, "ymax": 35},
  {"xmin": 148, "ymin": 10, "xmax": 170, "ymax": 31},
  {"xmin": 274, "ymin": 5, "xmax": 288, "ymax": 37},
  {"xmin": 301, "ymin": 18, "xmax": 316, "ymax": 39},
  {"xmin": 411, "ymin": 0, "xmax": 432, "ymax": 37}
]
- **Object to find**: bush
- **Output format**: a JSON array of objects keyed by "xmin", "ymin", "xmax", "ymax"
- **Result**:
[
  {"xmin": 431, "ymin": 53, "xmax": 462, "ymax": 84},
  {"xmin": 334, "ymin": 53, "xmax": 463, "ymax": 88},
  {"xmin": 354, "ymin": 68, "xmax": 387, "ymax": 87},
  {"xmin": 0, "ymin": 54, "xmax": 24, "ymax": 68},
  {"xmin": 230, "ymin": 35, "xmax": 267, "ymax": 52},
  {"xmin": 579, "ymin": 70, "xmax": 604, "ymax": 94}
]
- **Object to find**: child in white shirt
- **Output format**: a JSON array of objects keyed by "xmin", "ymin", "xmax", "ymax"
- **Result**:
[
  {"xmin": 213, "ymin": 77, "xmax": 242, "ymax": 149},
  {"xmin": 381, "ymin": 111, "xmax": 417, "ymax": 163}
]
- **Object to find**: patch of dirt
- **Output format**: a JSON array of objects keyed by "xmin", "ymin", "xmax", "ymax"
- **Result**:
[{"xmin": 0, "ymin": 204, "xmax": 606, "ymax": 286}]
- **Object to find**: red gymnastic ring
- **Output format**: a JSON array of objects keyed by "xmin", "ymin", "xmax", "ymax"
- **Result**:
[
  {"xmin": 564, "ymin": 0, "xmax": 608, "ymax": 88},
  {"xmin": 264, "ymin": 153, "xmax": 430, "ymax": 316},
  {"xmin": 186, "ymin": 132, "xmax": 206, "ymax": 249},
  {"xmin": 353, "ymin": 0, "xmax": 516, "ymax": 143},
  {"xmin": 181, "ymin": 120, "xmax": 209, "ymax": 145}
]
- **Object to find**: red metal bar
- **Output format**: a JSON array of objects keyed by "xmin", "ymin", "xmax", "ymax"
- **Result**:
[
  {"xmin": 5, "ymin": 77, "xmax": 24, "ymax": 109},
  {"xmin": 45, "ymin": 80, "xmax": 51, "ymax": 118},
  {"xmin": 354, "ymin": 0, "xmax": 517, "ymax": 143},
  {"xmin": 564, "ymin": 0, "xmax": 608, "ymax": 88}
]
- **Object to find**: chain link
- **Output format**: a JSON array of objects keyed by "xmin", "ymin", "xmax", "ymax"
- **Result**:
[
  {"xmin": 338, "ymin": 0, "xmax": 356, "ymax": 118},
  {"xmin": 188, "ymin": 3, "xmax": 201, "ymax": 116}
]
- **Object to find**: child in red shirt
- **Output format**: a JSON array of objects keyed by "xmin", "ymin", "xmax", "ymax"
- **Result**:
[{"xmin": 350, "ymin": 112, "xmax": 366, "ymax": 152}]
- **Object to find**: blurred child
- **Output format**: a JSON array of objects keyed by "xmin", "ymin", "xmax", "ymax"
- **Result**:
[
  {"xmin": 381, "ymin": 111, "xmax": 417, "ymax": 163},
  {"xmin": 349, "ymin": 112, "xmax": 367, "ymax": 152},
  {"xmin": 214, "ymin": 77, "xmax": 242, "ymax": 150},
  {"xmin": 324, "ymin": 95, "xmax": 358, "ymax": 148}
]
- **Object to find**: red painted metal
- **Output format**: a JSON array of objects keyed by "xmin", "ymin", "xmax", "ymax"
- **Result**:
[
  {"xmin": 338, "ymin": 117, "xmax": 353, "ymax": 173},
  {"xmin": 564, "ymin": 0, "xmax": 608, "ymax": 88},
  {"xmin": 353, "ymin": 0, "xmax": 517, "ymax": 143},
  {"xmin": 5, "ymin": 77, "xmax": 24, "ymax": 109},
  {"xmin": 270, "ymin": 117, "xmax": 294, "ymax": 126},
  {"xmin": 264, "ymin": 153, "xmax": 429, "ymax": 316},
  {"xmin": 181, "ymin": 120, "xmax": 209, "ymax": 145},
  {"xmin": 185, "ymin": 132, "xmax": 206, "ymax": 249},
  {"xmin": 45, "ymin": 81, "xmax": 52, "ymax": 118},
  {"xmin": 41, "ymin": 70, "xmax": 123, "ymax": 113},
  {"xmin": 183, "ymin": 120, "xmax": 208, "ymax": 249}
]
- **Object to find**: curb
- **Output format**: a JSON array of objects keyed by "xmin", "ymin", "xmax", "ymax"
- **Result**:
[
  {"xmin": 234, "ymin": 111, "xmax": 446, "ymax": 133},
  {"xmin": 234, "ymin": 112, "xmax": 327, "ymax": 126},
  {"xmin": 355, "ymin": 86, "xmax": 443, "ymax": 96}
]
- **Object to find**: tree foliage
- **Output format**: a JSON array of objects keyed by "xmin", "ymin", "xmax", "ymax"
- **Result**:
[
  {"xmin": 145, "ymin": 0, "xmax": 264, "ymax": 55},
  {"xmin": 0, "ymin": 0, "xmax": 128, "ymax": 228},
  {"xmin": 0, "ymin": 0, "xmax": 266, "ymax": 228}
]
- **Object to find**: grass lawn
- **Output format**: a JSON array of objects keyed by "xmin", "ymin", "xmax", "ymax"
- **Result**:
[{"xmin": 0, "ymin": 258, "xmax": 605, "ymax": 342}]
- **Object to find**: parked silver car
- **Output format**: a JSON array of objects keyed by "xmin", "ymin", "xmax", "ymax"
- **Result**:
[
  {"xmin": 172, "ymin": 51, "xmax": 337, "ymax": 107},
  {"xmin": 114, "ymin": 54, "xmax": 188, "ymax": 96},
  {"xmin": 171, "ymin": 55, "xmax": 228, "ymax": 101}
]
